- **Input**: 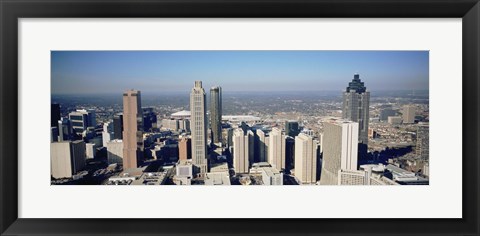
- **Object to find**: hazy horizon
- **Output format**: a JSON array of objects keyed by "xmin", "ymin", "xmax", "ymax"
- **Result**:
[{"xmin": 51, "ymin": 51, "xmax": 429, "ymax": 95}]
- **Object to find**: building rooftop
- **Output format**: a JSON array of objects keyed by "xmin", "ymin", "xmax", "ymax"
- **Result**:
[
  {"xmin": 324, "ymin": 117, "xmax": 358, "ymax": 125},
  {"xmin": 222, "ymin": 115, "xmax": 261, "ymax": 122},
  {"xmin": 171, "ymin": 110, "xmax": 191, "ymax": 118},
  {"xmin": 205, "ymin": 172, "xmax": 231, "ymax": 185}
]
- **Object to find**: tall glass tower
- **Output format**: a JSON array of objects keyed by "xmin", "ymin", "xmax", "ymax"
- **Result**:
[
  {"xmin": 210, "ymin": 86, "xmax": 222, "ymax": 144},
  {"xmin": 342, "ymin": 73, "xmax": 370, "ymax": 145},
  {"xmin": 190, "ymin": 81, "xmax": 208, "ymax": 175}
]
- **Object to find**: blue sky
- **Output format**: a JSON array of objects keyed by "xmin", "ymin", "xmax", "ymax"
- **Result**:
[{"xmin": 51, "ymin": 51, "xmax": 428, "ymax": 94}]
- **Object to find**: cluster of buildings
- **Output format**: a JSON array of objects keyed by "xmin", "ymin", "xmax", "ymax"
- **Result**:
[{"xmin": 50, "ymin": 73, "xmax": 429, "ymax": 185}]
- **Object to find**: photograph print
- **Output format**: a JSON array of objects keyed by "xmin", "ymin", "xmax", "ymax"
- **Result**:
[{"xmin": 50, "ymin": 51, "xmax": 429, "ymax": 186}]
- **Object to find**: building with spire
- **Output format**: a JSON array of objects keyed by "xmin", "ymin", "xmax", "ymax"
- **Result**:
[
  {"xmin": 342, "ymin": 73, "xmax": 370, "ymax": 146},
  {"xmin": 190, "ymin": 81, "xmax": 208, "ymax": 176}
]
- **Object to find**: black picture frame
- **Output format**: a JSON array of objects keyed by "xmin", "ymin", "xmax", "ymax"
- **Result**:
[{"xmin": 1, "ymin": 0, "xmax": 479, "ymax": 235}]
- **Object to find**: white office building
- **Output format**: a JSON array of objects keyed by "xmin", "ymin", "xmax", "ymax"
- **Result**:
[
  {"xmin": 402, "ymin": 105, "xmax": 416, "ymax": 124},
  {"xmin": 51, "ymin": 140, "xmax": 86, "ymax": 179},
  {"xmin": 268, "ymin": 127, "xmax": 286, "ymax": 171},
  {"xmin": 233, "ymin": 128, "xmax": 254, "ymax": 174},
  {"xmin": 320, "ymin": 119, "xmax": 359, "ymax": 185},
  {"xmin": 107, "ymin": 139, "xmax": 123, "ymax": 164},
  {"xmin": 102, "ymin": 121, "xmax": 114, "ymax": 147},
  {"xmin": 294, "ymin": 133, "xmax": 318, "ymax": 184}
]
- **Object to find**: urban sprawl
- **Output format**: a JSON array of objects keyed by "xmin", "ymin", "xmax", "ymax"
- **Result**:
[{"xmin": 50, "ymin": 74, "xmax": 429, "ymax": 185}]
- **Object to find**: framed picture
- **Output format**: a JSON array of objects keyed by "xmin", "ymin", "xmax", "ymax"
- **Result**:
[{"xmin": 1, "ymin": 0, "xmax": 478, "ymax": 235}]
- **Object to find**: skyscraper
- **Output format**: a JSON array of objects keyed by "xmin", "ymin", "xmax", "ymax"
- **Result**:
[
  {"xmin": 122, "ymin": 90, "xmax": 143, "ymax": 170},
  {"xmin": 68, "ymin": 109, "xmax": 96, "ymax": 136},
  {"xmin": 142, "ymin": 107, "xmax": 157, "ymax": 131},
  {"xmin": 233, "ymin": 128, "xmax": 254, "ymax": 174},
  {"xmin": 416, "ymin": 123, "xmax": 429, "ymax": 160},
  {"xmin": 285, "ymin": 136, "xmax": 295, "ymax": 171},
  {"xmin": 403, "ymin": 105, "xmax": 416, "ymax": 124},
  {"xmin": 210, "ymin": 86, "xmax": 222, "ymax": 144},
  {"xmin": 51, "ymin": 127, "xmax": 59, "ymax": 142},
  {"xmin": 320, "ymin": 119, "xmax": 359, "ymax": 185},
  {"xmin": 342, "ymin": 73, "xmax": 370, "ymax": 145},
  {"xmin": 113, "ymin": 113, "xmax": 123, "ymax": 140},
  {"xmin": 285, "ymin": 121, "xmax": 300, "ymax": 137},
  {"xmin": 58, "ymin": 117, "xmax": 72, "ymax": 141},
  {"xmin": 178, "ymin": 137, "xmax": 192, "ymax": 161},
  {"xmin": 190, "ymin": 81, "xmax": 208, "ymax": 175},
  {"xmin": 294, "ymin": 133, "xmax": 318, "ymax": 184},
  {"xmin": 68, "ymin": 110, "xmax": 89, "ymax": 136},
  {"xmin": 268, "ymin": 127, "xmax": 286, "ymax": 171},
  {"xmin": 86, "ymin": 108, "xmax": 97, "ymax": 127},
  {"xmin": 255, "ymin": 129, "xmax": 269, "ymax": 163},
  {"xmin": 51, "ymin": 103, "xmax": 61, "ymax": 128}
]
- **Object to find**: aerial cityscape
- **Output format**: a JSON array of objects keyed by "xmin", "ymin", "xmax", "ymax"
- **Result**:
[{"xmin": 50, "ymin": 51, "xmax": 429, "ymax": 185}]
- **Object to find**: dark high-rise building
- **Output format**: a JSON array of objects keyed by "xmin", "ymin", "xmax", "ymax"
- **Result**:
[
  {"xmin": 255, "ymin": 129, "xmax": 269, "ymax": 163},
  {"xmin": 58, "ymin": 118, "xmax": 73, "ymax": 141},
  {"xmin": 285, "ymin": 136, "xmax": 295, "ymax": 171},
  {"xmin": 51, "ymin": 127, "xmax": 59, "ymax": 142},
  {"xmin": 123, "ymin": 90, "xmax": 144, "ymax": 170},
  {"xmin": 285, "ymin": 121, "xmax": 300, "ymax": 137},
  {"xmin": 342, "ymin": 73, "xmax": 370, "ymax": 145},
  {"xmin": 113, "ymin": 113, "xmax": 123, "ymax": 140},
  {"xmin": 210, "ymin": 86, "xmax": 222, "ymax": 144},
  {"xmin": 51, "ymin": 103, "xmax": 61, "ymax": 128},
  {"xmin": 142, "ymin": 107, "xmax": 157, "ymax": 132}
]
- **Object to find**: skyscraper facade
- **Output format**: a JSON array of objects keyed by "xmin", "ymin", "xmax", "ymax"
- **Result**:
[
  {"xmin": 294, "ymin": 133, "xmax": 318, "ymax": 184},
  {"xmin": 285, "ymin": 121, "xmax": 300, "ymax": 137},
  {"xmin": 50, "ymin": 140, "xmax": 86, "ymax": 179},
  {"xmin": 68, "ymin": 110, "xmax": 89, "ymax": 136},
  {"xmin": 142, "ymin": 107, "xmax": 157, "ymax": 131},
  {"xmin": 380, "ymin": 108, "xmax": 397, "ymax": 121},
  {"xmin": 416, "ymin": 123, "xmax": 429, "ymax": 160},
  {"xmin": 210, "ymin": 86, "xmax": 222, "ymax": 144},
  {"xmin": 190, "ymin": 81, "xmax": 208, "ymax": 175},
  {"xmin": 178, "ymin": 137, "xmax": 192, "ymax": 161},
  {"xmin": 233, "ymin": 128, "xmax": 254, "ymax": 174},
  {"xmin": 342, "ymin": 74, "xmax": 370, "ymax": 145},
  {"xmin": 51, "ymin": 127, "xmax": 59, "ymax": 142},
  {"xmin": 113, "ymin": 113, "xmax": 123, "ymax": 140},
  {"xmin": 255, "ymin": 129, "xmax": 269, "ymax": 163},
  {"xmin": 320, "ymin": 119, "xmax": 359, "ymax": 185},
  {"xmin": 102, "ymin": 121, "xmax": 114, "ymax": 147},
  {"xmin": 107, "ymin": 139, "xmax": 124, "ymax": 164},
  {"xmin": 58, "ymin": 118, "xmax": 72, "ymax": 141},
  {"xmin": 51, "ymin": 103, "xmax": 61, "ymax": 128},
  {"xmin": 268, "ymin": 127, "xmax": 286, "ymax": 171},
  {"xmin": 122, "ymin": 90, "xmax": 144, "ymax": 170},
  {"xmin": 403, "ymin": 105, "xmax": 416, "ymax": 124}
]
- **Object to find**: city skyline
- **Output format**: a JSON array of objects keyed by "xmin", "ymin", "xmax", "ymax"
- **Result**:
[
  {"xmin": 50, "ymin": 51, "xmax": 429, "ymax": 186},
  {"xmin": 51, "ymin": 51, "xmax": 429, "ymax": 94}
]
